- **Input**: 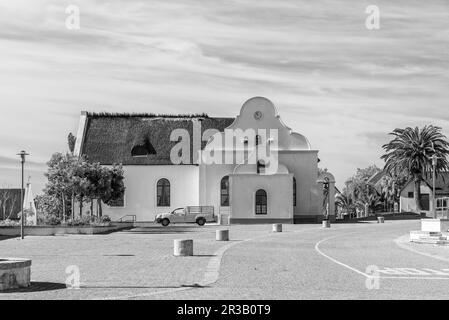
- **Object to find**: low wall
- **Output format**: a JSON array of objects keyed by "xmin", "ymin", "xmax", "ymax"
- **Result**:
[{"xmin": 0, "ymin": 222, "xmax": 134, "ymax": 237}]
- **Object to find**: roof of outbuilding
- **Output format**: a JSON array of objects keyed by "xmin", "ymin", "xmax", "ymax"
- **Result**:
[
  {"xmin": 400, "ymin": 172, "xmax": 449, "ymax": 195},
  {"xmin": 80, "ymin": 114, "xmax": 234, "ymax": 165}
]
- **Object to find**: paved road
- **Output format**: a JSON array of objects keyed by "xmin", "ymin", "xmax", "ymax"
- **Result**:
[{"xmin": 1, "ymin": 220, "xmax": 448, "ymax": 299}]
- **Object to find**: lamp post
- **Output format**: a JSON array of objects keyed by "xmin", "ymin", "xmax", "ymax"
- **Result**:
[
  {"xmin": 17, "ymin": 150, "xmax": 29, "ymax": 239},
  {"xmin": 432, "ymin": 153, "xmax": 437, "ymax": 219}
]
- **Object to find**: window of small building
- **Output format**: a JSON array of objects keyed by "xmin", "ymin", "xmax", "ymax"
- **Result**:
[
  {"xmin": 408, "ymin": 192, "xmax": 414, "ymax": 198},
  {"xmin": 255, "ymin": 189, "xmax": 267, "ymax": 215},
  {"xmin": 157, "ymin": 178, "xmax": 170, "ymax": 207},
  {"xmin": 220, "ymin": 176, "xmax": 230, "ymax": 207}
]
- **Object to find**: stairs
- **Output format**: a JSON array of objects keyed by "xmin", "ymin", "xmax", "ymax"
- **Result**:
[{"xmin": 409, "ymin": 231, "xmax": 449, "ymax": 245}]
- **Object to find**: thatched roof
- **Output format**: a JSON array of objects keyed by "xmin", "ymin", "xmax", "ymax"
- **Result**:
[{"xmin": 81, "ymin": 114, "xmax": 234, "ymax": 165}]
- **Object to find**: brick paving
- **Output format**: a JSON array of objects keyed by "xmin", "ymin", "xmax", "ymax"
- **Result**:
[{"xmin": 0, "ymin": 224, "xmax": 283, "ymax": 299}]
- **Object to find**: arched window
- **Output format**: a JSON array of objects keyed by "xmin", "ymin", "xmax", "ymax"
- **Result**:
[
  {"xmin": 157, "ymin": 178, "xmax": 170, "ymax": 207},
  {"xmin": 255, "ymin": 189, "xmax": 267, "ymax": 215},
  {"xmin": 255, "ymin": 135, "xmax": 262, "ymax": 146},
  {"xmin": 220, "ymin": 176, "xmax": 230, "ymax": 207},
  {"xmin": 293, "ymin": 177, "xmax": 297, "ymax": 207}
]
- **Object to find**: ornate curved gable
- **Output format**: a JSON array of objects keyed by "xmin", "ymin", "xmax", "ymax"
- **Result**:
[{"xmin": 220, "ymin": 96, "xmax": 311, "ymax": 151}]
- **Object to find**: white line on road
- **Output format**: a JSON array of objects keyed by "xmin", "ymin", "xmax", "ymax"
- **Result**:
[
  {"xmin": 314, "ymin": 234, "xmax": 370, "ymax": 278},
  {"xmin": 315, "ymin": 233, "xmax": 449, "ymax": 281}
]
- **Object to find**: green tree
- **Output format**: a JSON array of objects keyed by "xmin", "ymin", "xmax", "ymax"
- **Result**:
[
  {"xmin": 381, "ymin": 125, "xmax": 449, "ymax": 212},
  {"xmin": 335, "ymin": 193, "xmax": 355, "ymax": 218},
  {"xmin": 68, "ymin": 132, "xmax": 76, "ymax": 154}
]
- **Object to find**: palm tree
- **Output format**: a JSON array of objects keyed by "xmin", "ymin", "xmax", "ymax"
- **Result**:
[
  {"xmin": 336, "ymin": 193, "xmax": 355, "ymax": 218},
  {"xmin": 356, "ymin": 193, "xmax": 382, "ymax": 215},
  {"xmin": 380, "ymin": 175, "xmax": 395, "ymax": 212},
  {"xmin": 381, "ymin": 126, "xmax": 449, "ymax": 212}
]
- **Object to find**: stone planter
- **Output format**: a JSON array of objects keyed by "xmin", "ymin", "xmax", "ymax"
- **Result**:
[
  {"xmin": 377, "ymin": 216, "xmax": 385, "ymax": 223},
  {"xmin": 0, "ymin": 258, "xmax": 32, "ymax": 291}
]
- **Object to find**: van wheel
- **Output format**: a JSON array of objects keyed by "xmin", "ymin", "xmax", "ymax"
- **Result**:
[
  {"xmin": 197, "ymin": 218, "xmax": 206, "ymax": 226},
  {"xmin": 161, "ymin": 218, "xmax": 170, "ymax": 227}
]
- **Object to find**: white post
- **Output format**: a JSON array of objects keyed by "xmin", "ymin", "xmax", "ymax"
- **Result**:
[
  {"xmin": 173, "ymin": 239, "xmax": 193, "ymax": 256},
  {"xmin": 272, "ymin": 224, "xmax": 282, "ymax": 232},
  {"xmin": 216, "ymin": 230, "xmax": 229, "ymax": 241}
]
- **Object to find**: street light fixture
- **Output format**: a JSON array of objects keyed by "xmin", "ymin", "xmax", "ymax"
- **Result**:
[{"xmin": 17, "ymin": 150, "xmax": 29, "ymax": 239}]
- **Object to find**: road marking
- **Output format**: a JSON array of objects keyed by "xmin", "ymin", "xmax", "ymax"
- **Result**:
[
  {"xmin": 315, "ymin": 233, "xmax": 449, "ymax": 281},
  {"xmin": 314, "ymin": 234, "xmax": 371, "ymax": 278}
]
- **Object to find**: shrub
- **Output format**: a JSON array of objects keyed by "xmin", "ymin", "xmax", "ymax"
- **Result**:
[
  {"xmin": 0, "ymin": 219, "xmax": 20, "ymax": 227},
  {"xmin": 100, "ymin": 215, "xmax": 111, "ymax": 223},
  {"xmin": 37, "ymin": 213, "xmax": 62, "ymax": 226}
]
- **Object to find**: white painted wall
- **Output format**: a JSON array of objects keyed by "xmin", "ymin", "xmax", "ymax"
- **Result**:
[
  {"xmin": 103, "ymin": 165, "xmax": 200, "ymax": 221},
  {"xmin": 400, "ymin": 182, "xmax": 431, "ymax": 213},
  {"xmin": 229, "ymin": 173, "xmax": 293, "ymax": 221},
  {"xmin": 279, "ymin": 151, "xmax": 320, "ymax": 216}
]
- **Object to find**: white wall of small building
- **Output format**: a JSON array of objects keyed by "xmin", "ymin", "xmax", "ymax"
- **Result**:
[
  {"xmin": 103, "ymin": 165, "xmax": 200, "ymax": 221},
  {"xmin": 399, "ymin": 182, "xmax": 431, "ymax": 213}
]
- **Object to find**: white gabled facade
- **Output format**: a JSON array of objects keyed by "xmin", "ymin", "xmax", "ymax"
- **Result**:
[{"xmin": 76, "ymin": 97, "xmax": 336, "ymax": 224}]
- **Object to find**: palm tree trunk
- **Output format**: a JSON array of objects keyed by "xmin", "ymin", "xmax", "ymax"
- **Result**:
[{"xmin": 414, "ymin": 178, "xmax": 422, "ymax": 213}]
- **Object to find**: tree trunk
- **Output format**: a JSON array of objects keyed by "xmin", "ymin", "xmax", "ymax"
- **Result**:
[
  {"xmin": 414, "ymin": 178, "xmax": 422, "ymax": 213},
  {"xmin": 97, "ymin": 199, "xmax": 103, "ymax": 218},
  {"xmin": 62, "ymin": 194, "xmax": 66, "ymax": 222},
  {"xmin": 90, "ymin": 200, "xmax": 94, "ymax": 220},
  {"xmin": 71, "ymin": 192, "xmax": 75, "ymax": 220},
  {"xmin": 79, "ymin": 196, "xmax": 83, "ymax": 218}
]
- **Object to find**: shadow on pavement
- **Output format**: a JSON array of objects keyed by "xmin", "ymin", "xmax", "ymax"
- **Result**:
[
  {"xmin": 0, "ymin": 282, "xmax": 66, "ymax": 293},
  {"xmin": 0, "ymin": 235, "xmax": 16, "ymax": 241},
  {"xmin": 81, "ymin": 283, "xmax": 209, "ymax": 289}
]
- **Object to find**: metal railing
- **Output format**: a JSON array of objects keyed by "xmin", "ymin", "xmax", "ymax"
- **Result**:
[{"xmin": 117, "ymin": 215, "xmax": 137, "ymax": 222}]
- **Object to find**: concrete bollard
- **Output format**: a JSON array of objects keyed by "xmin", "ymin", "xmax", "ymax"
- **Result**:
[
  {"xmin": 322, "ymin": 220, "xmax": 331, "ymax": 228},
  {"xmin": 377, "ymin": 216, "xmax": 385, "ymax": 224},
  {"xmin": 272, "ymin": 224, "xmax": 282, "ymax": 232},
  {"xmin": 173, "ymin": 239, "xmax": 193, "ymax": 256},
  {"xmin": 216, "ymin": 229, "xmax": 229, "ymax": 241}
]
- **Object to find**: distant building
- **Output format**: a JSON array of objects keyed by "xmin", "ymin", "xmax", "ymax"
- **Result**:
[
  {"xmin": 75, "ymin": 97, "xmax": 336, "ymax": 224},
  {"xmin": 399, "ymin": 172, "xmax": 449, "ymax": 215}
]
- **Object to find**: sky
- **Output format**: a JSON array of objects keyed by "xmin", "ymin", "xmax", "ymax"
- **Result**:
[{"xmin": 0, "ymin": 0, "xmax": 448, "ymax": 192}]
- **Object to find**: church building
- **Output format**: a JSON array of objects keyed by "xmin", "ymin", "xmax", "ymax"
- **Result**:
[{"xmin": 74, "ymin": 97, "xmax": 335, "ymax": 224}]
